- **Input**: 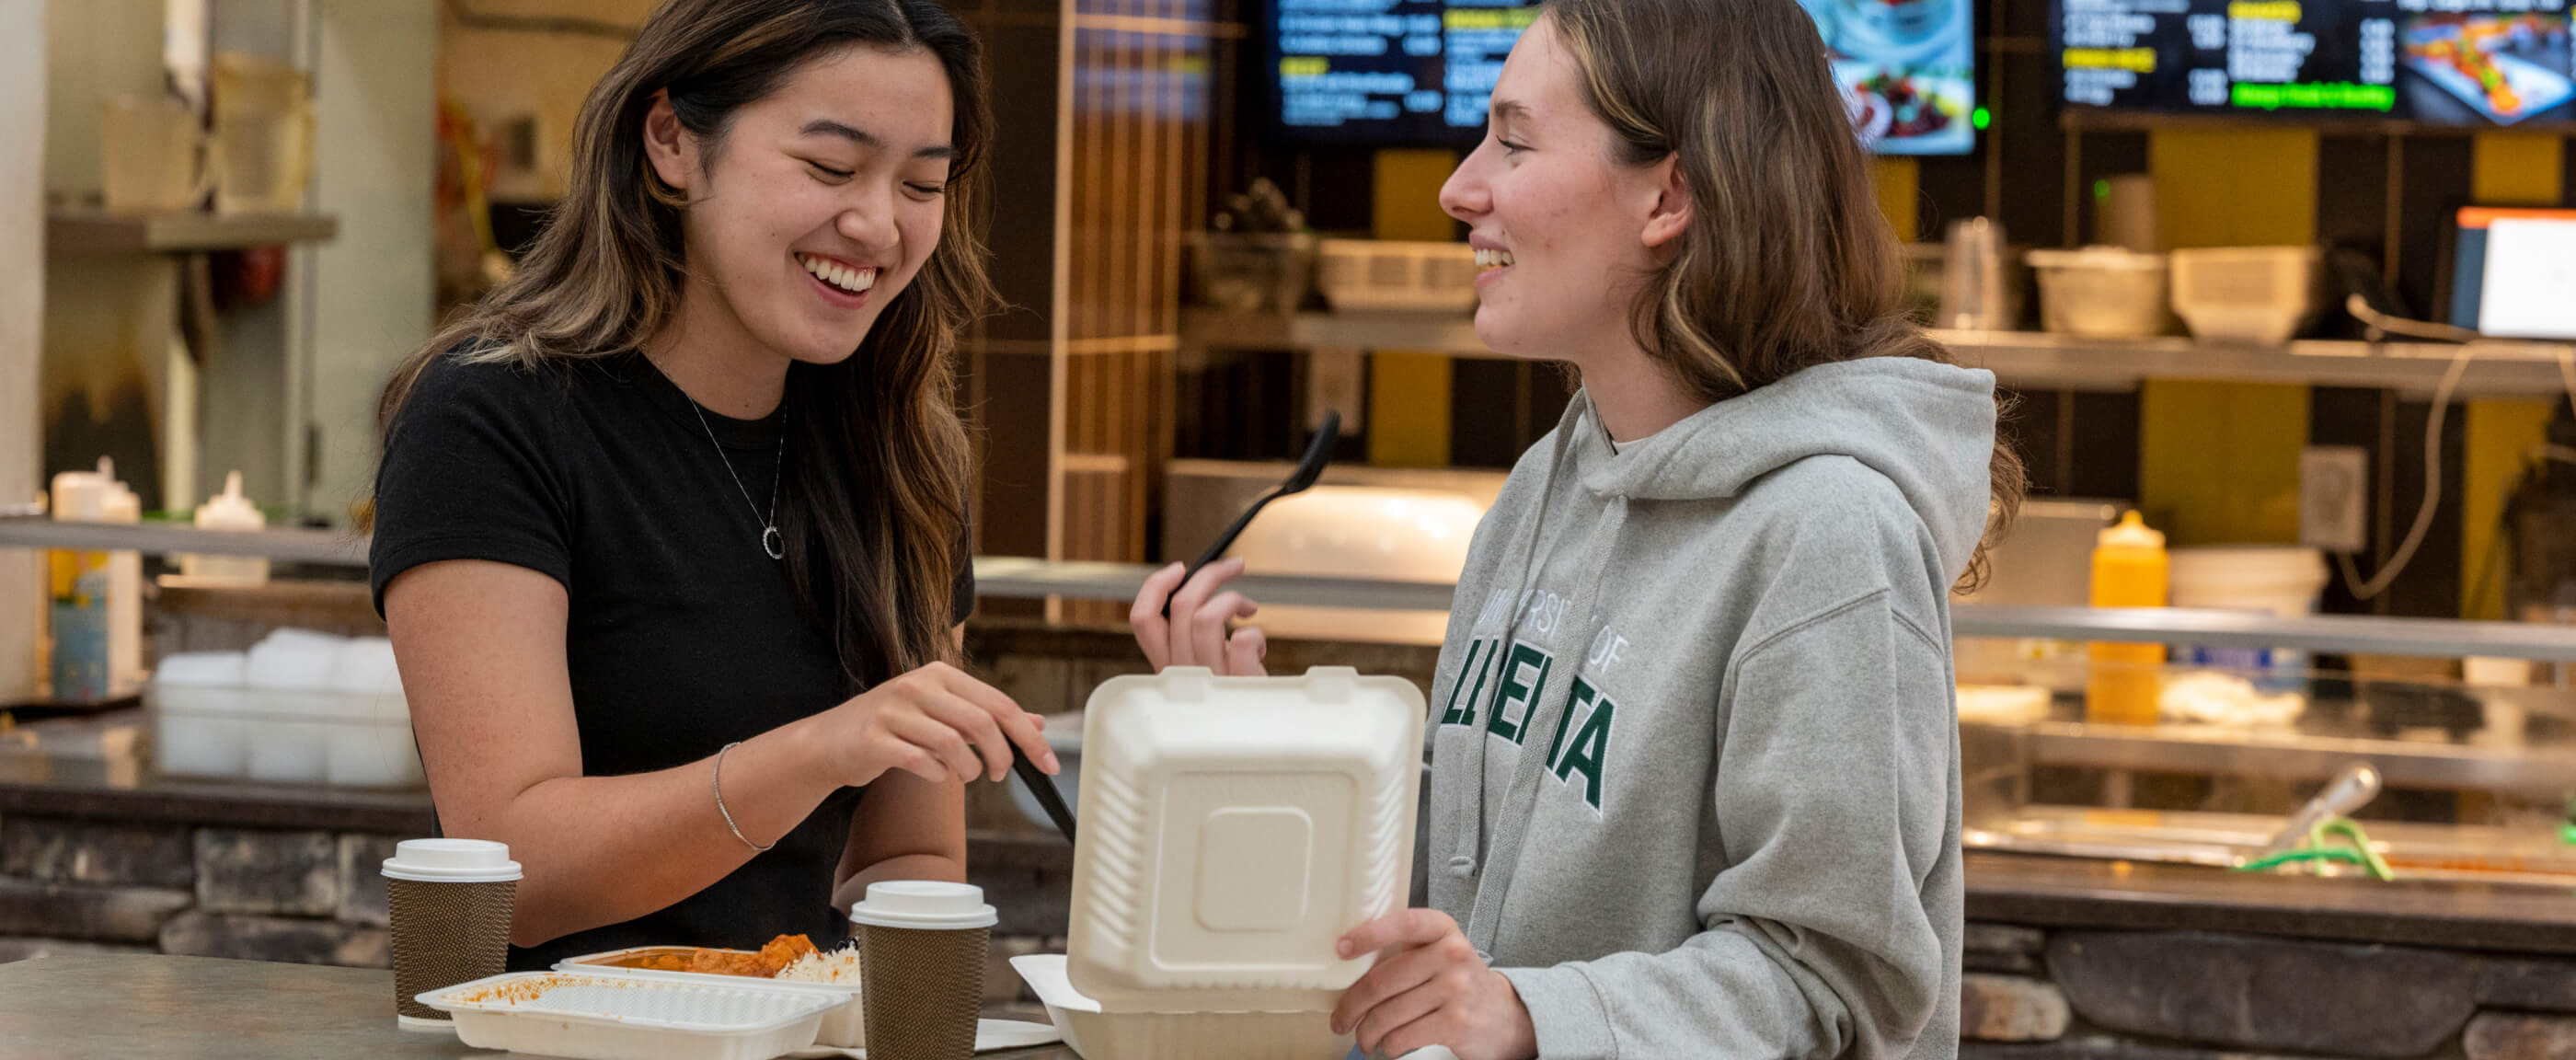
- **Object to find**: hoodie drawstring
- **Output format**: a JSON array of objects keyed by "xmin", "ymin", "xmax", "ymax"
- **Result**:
[
  {"xmin": 1462, "ymin": 490, "xmax": 1630, "ymax": 954},
  {"xmin": 1449, "ymin": 401, "xmax": 1583, "ymax": 876}
]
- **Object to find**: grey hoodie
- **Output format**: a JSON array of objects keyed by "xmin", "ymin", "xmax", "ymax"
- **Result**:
[{"xmin": 1422, "ymin": 356, "xmax": 1995, "ymax": 1060}]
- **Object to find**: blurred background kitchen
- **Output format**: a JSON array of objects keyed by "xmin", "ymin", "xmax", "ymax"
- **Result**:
[{"xmin": 6, "ymin": 0, "xmax": 2576, "ymax": 1053}]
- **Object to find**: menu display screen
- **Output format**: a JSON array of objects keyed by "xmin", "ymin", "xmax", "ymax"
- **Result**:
[
  {"xmin": 1268, "ymin": 0, "xmax": 1978, "ymax": 154},
  {"xmin": 1269, "ymin": 0, "xmax": 1535, "ymax": 145},
  {"xmin": 2056, "ymin": 0, "xmax": 2575, "ymax": 126}
]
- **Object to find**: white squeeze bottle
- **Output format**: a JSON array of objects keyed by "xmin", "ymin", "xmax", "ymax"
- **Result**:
[
  {"xmin": 47, "ymin": 458, "xmax": 143, "ymax": 700},
  {"xmin": 47, "ymin": 462, "xmax": 113, "ymax": 701},
  {"xmin": 181, "ymin": 471, "xmax": 270, "ymax": 585}
]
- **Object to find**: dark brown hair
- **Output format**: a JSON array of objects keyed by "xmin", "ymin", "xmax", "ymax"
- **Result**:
[
  {"xmin": 1546, "ymin": 0, "xmax": 2025, "ymax": 590},
  {"xmin": 379, "ymin": 0, "xmax": 995, "ymax": 685}
]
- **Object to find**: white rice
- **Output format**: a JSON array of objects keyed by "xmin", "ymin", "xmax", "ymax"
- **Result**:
[{"xmin": 777, "ymin": 945, "xmax": 864, "ymax": 985}]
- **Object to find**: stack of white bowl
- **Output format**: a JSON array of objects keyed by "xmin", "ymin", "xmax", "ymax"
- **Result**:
[{"xmin": 150, "ymin": 629, "xmax": 423, "ymax": 788}]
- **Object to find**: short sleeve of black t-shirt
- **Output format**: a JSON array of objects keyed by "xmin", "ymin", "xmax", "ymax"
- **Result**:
[
  {"xmin": 370, "ymin": 354, "xmax": 579, "ymax": 607},
  {"xmin": 369, "ymin": 349, "xmax": 974, "ymax": 970}
]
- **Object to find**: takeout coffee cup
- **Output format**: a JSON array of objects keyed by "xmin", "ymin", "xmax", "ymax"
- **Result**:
[
  {"xmin": 851, "ymin": 881, "xmax": 995, "ymax": 1060},
  {"xmin": 383, "ymin": 838, "xmax": 522, "ymax": 1031}
]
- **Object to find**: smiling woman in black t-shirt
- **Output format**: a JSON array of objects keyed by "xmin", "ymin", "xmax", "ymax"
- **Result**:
[{"xmin": 367, "ymin": 0, "xmax": 1056, "ymax": 970}]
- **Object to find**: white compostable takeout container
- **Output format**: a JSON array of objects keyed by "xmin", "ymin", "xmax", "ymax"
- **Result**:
[
  {"xmin": 557, "ymin": 946, "xmax": 866, "ymax": 1050},
  {"xmin": 1013, "ymin": 952, "xmax": 1351, "ymax": 1060},
  {"xmin": 1054, "ymin": 665, "xmax": 1423, "ymax": 1057},
  {"xmin": 419, "ymin": 970, "xmax": 839, "ymax": 1060}
]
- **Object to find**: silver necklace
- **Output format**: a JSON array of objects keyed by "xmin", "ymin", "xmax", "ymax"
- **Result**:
[{"xmin": 687, "ymin": 400, "xmax": 787, "ymax": 560}]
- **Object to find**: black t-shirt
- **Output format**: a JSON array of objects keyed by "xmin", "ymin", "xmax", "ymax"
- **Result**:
[{"xmin": 369, "ymin": 348, "xmax": 973, "ymax": 972}]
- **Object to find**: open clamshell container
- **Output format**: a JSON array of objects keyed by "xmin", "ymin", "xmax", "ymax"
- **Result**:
[
  {"xmin": 1058, "ymin": 666, "xmax": 1423, "ymax": 1058},
  {"xmin": 418, "ymin": 970, "xmax": 838, "ymax": 1060},
  {"xmin": 555, "ymin": 946, "xmax": 865, "ymax": 1049}
]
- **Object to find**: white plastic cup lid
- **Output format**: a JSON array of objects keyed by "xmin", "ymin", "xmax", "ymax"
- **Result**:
[
  {"xmin": 382, "ymin": 838, "xmax": 523, "ymax": 883},
  {"xmin": 848, "ymin": 881, "xmax": 996, "ymax": 930}
]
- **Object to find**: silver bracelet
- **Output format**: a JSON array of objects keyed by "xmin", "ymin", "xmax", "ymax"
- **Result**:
[{"xmin": 713, "ymin": 742, "xmax": 776, "ymax": 853}]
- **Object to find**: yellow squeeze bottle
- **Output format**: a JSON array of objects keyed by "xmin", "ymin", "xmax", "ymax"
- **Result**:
[{"xmin": 2086, "ymin": 511, "xmax": 2168, "ymax": 726}]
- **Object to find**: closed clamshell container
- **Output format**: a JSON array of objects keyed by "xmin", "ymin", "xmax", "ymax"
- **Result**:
[{"xmin": 1066, "ymin": 666, "xmax": 1423, "ymax": 1016}]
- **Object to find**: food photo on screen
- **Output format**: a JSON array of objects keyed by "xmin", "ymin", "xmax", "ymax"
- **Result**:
[
  {"xmin": 1840, "ymin": 0, "xmax": 1958, "ymax": 50},
  {"xmin": 2401, "ymin": 13, "xmax": 2573, "ymax": 126},
  {"xmin": 1802, "ymin": 0, "xmax": 1976, "ymax": 154},
  {"xmin": 1845, "ymin": 67, "xmax": 1974, "ymax": 154}
]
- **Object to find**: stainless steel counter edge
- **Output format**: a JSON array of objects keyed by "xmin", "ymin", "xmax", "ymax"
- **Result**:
[
  {"xmin": 1955, "ymin": 604, "xmax": 2576, "ymax": 662},
  {"xmin": 13, "ymin": 518, "xmax": 2576, "ymax": 660},
  {"xmin": 0, "ymin": 516, "xmax": 369, "ymax": 566},
  {"xmin": 1961, "ymin": 851, "xmax": 2576, "ymax": 955},
  {"xmin": 0, "ymin": 776, "xmax": 436, "ymax": 834},
  {"xmin": 9, "ymin": 775, "xmax": 2573, "ymax": 957},
  {"xmin": 2006, "ymin": 720, "xmax": 2576, "ymax": 798}
]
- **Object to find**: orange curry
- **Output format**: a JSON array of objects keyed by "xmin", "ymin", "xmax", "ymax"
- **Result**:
[{"xmin": 614, "ymin": 934, "xmax": 819, "ymax": 977}]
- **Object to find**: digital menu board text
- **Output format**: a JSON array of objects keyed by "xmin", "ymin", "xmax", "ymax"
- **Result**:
[{"xmin": 2057, "ymin": 0, "xmax": 2573, "ymax": 126}]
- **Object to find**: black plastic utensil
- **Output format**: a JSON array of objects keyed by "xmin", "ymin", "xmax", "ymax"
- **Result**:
[
  {"xmin": 1012, "ymin": 743, "xmax": 1076, "ymax": 843},
  {"xmin": 1188, "ymin": 409, "xmax": 1342, "ymax": 578},
  {"xmin": 1056, "ymin": 411, "xmax": 1336, "ymax": 841}
]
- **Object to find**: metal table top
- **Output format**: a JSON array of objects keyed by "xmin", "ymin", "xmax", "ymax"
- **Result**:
[{"xmin": 0, "ymin": 952, "xmax": 1076, "ymax": 1060}]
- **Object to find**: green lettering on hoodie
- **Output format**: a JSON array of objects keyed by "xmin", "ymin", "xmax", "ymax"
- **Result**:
[
  {"xmin": 1438, "ymin": 639, "xmax": 1490, "ymax": 727},
  {"xmin": 1550, "ymin": 688, "xmax": 1614, "ymax": 811},
  {"xmin": 1543, "ymin": 676, "xmax": 1599, "ymax": 773},
  {"xmin": 1486, "ymin": 642, "xmax": 1552, "ymax": 743}
]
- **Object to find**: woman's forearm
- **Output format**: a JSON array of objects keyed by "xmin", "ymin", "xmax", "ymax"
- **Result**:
[
  {"xmin": 831, "ymin": 852, "xmax": 966, "ymax": 914},
  {"xmin": 448, "ymin": 712, "xmax": 846, "ymax": 947}
]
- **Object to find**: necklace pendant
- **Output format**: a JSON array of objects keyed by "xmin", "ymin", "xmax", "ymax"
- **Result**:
[{"xmin": 762, "ymin": 525, "xmax": 786, "ymax": 560}]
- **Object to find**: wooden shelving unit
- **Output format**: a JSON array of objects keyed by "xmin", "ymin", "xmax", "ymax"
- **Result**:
[
  {"xmin": 1179, "ymin": 309, "xmax": 2576, "ymax": 398},
  {"xmin": 46, "ymin": 211, "xmax": 339, "ymax": 255}
]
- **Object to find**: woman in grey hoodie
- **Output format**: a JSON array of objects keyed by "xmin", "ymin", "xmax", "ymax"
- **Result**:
[{"xmin": 1132, "ymin": 0, "xmax": 2025, "ymax": 1054}]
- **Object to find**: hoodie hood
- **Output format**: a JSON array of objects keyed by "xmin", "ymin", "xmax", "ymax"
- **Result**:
[{"xmin": 1570, "ymin": 355, "xmax": 1997, "ymax": 585}]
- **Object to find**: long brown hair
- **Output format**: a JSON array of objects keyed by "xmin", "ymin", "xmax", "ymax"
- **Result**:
[
  {"xmin": 379, "ymin": 0, "xmax": 995, "ymax": 686},
  {"xmin": 1545, "ymin": 0, "xmax": 2024, "ymax": 590}
]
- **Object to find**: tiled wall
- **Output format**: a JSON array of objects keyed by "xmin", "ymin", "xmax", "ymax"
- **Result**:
[{"xmin": 0, "ymin": 818, "xmax": 397, "ymax": 968}]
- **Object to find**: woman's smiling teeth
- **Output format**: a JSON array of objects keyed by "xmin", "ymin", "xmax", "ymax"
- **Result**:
[
  {"xmin": 799, "ymin": 254, "xmax": 877, "ymax": 295},
  {"xmin": 1474, "ymin": 248, "xmax": 1515, "ymax": 270}
]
